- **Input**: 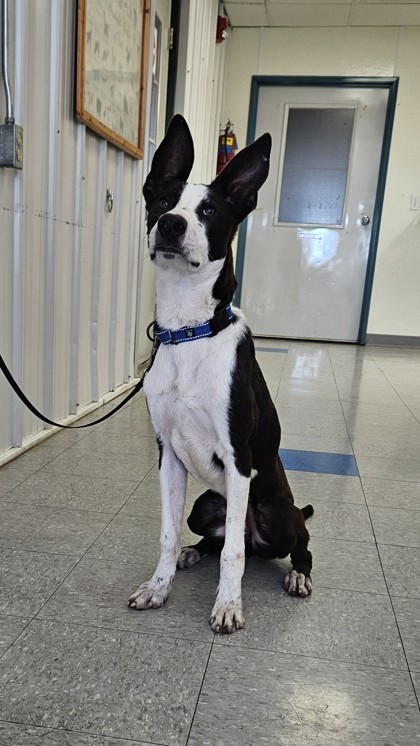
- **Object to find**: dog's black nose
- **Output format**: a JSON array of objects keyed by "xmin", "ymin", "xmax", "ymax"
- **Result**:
[{"xmin": 157, "ymin": 213, "xmax": 187, "ymax": 238}]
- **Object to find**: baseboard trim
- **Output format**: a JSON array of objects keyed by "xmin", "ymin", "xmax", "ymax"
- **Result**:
[{"xmin": 366, "ymin": 334, "xmax": 420, "ymax": 348}]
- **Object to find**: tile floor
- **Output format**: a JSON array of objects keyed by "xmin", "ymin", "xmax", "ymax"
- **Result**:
[{"xmin": 0, "ymin": 339, "xmax": 420, "ymax": 745}]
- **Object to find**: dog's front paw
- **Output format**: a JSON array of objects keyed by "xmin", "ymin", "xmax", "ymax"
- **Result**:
[
  {"xmin": 285, "ymin": 570, "xmax": 313, "ymax": 598},
  {"xmin": 128, "ymin": 579, "xmax": 171, "ymax": 610},
  {"xmin": 210, "ymin": 597, "xmax": 245, "ymax": 634},
  {"xmin": 177, "ymin": 546, "xmax": 202, "ymax": 569}
]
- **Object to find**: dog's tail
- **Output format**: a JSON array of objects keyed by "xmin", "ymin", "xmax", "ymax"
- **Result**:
[{"xmin": 301, "ymin": 504, "xmax": 314, "ymax": 520}]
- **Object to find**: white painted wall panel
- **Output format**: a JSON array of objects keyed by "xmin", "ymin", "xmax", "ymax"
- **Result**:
[{"xmin": 182, "ymin": 0, "xmax": 224, "ymax": 183}]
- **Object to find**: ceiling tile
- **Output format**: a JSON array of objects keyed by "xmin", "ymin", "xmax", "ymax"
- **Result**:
[
  {"xmin": 268, "ymin": 0, "xmax": 349, "ymax": 4},
  {"xmin": 362, "ymin": 0, "xmax": 420, "ymax": 4},
  {"xmin": 267, "ymin": 4, "xmax": 351, "ymax": 25},
  {"xmin": 350, "ymin": 3, "xmax": 420, "ymax": 23},
  {"xmin": 224, "ymin": 3, "xmax": 269, "ymax": 25},
  {"xmin": 225, "ymin": 0, "xmax": 420, "ymax": 26}
]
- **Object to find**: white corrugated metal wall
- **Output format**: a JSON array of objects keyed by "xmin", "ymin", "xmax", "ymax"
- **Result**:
[
  {"xmin": 0, "ymin": 0, "xmax": 229, "ymax": 463},
  {"xmin": 182, "ymin": 0, "xmax": 227, "ymax": 183},
  {"xmin": 0, "ymin": 0, "xmax": 154, "ymax": 463}
]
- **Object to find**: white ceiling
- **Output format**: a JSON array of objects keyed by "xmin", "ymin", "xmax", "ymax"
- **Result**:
[{"xmin": 223, "ymin": 0, "xmax": 420, "ymax": 27}]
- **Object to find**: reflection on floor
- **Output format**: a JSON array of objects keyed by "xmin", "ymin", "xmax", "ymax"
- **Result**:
[{"xmin": 0, "ymin": 339, "xmax": 419, "ymax": 745}]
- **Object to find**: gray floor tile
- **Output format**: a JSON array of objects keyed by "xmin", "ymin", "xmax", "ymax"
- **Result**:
[
  {"xmin": 412, "ymin": 671, "xmax": 420, "ymax": 705},
  {"xmin": 41, "ymin": 427, "xmax": 92, "ymax": 447},
  {"xmin": 0, "ymin": 548, "xmax": 77, "ymax": 616},
  {"xmin": 378, "ymin": 544, "xmax": 420, "ymax": 598},
  {"xmin": 42, "ymin": 448, "xmax": 157, "ymax": 482},
  {"xmin": 0, "ymin": 472, "xmax": 30, "ymax": 499},
  {"xmin": 392, "ymin": 596, "xmax": 420, "ymax": 672},
  {"xmin": 39, "ymin": 556, "xmax": 216, "ymax": 642},
  {"xmin": 0, "ymin": 503, "xmax": 113, "ymax": 556},
  {"xmin": 71, "ymin": 430, "xmax": 157, "ymax": 457},
  {"xmin": 244, "ymin": 537, "xmax": 387, "ymax": 595},
  {"xmin": 0, "ymin": 445, "xmax": 67, "ymax": 473},
  {"xmin": 0, "ymin": 619, "xmax": 210, "ymax": 744},
  {"xmin": 0, "ymin": 615, "xmax": 28, "ymax": 656},
  {"xmin": 1, "ymin": 472, "xmax": 139, "ymax": 513},
  {"xmin": 277, "ymin": 405, "xmax": 346, "ymax": 426},
  {"xmin": 304, "ymin": 499, "xmax": 374, "ymax": 543},
  {"xmin": 352, "ymin": 433, "xmax": 420, "ymax": 461},
  {"xmin": 189, "ymin": 646, "xmax": 420, "ymax": 746},
  {"xmin": 341, "ymin": 400, "xmax": 413, "ymax": 417},
  {"xmin": 281, "ymin": 432, "xmax": 353, "ymax": 454},
  {"xmin": 85, "ymin": 513, "xmax": 161, "ymax": 564},
  {"xmin": 91, "ymin": 402, "xmax": 155, "ymax": 438},
  {"xmin": 119, "ymin": 465, "xmax": 207, "ymax": 520},
  {"xmin": 346, "ymin": 419, "xmax": 420, "ymax": 441},
  {"xmin": 287, "ymin": 471, "xmax": 366, "ymax": 505},
  {"xmin": 370, "ymin": 506, "xmax": 420, "ymax": 547},
  {"xmin": 277, "ymin": 394, "xmax": 343, "ymax": 411},
  {"xmin": 356, "ymin": 455, "xmax": 420, "ymax": 482},
  {"xmin": 0, "ymin": 462, "xmax": 34, "ymax": 480},
  {"xmin": 117, "ymin": 463, "xmax": 163, "ymax": 516},
  {"xmin": 215, "ymin": 580, "xmax": 406, "ymax": 670},
  {"xmin": 307, "ymin": 537, "xmax": 387, "ymax": 593},
  {"xmin": 362, "ymin": 477, "xmax": 420, "ymax": 511},
  {"xmin": 0, "ymin": 721, "xmax": 149, "ymax": 746},
  {"xmin": 281, "ymin": 422, "xmax": 351, "ymax": 443}
]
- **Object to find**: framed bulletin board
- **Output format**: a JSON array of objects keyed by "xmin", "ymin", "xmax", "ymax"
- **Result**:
[{"xmin": 76, "ymin": 0, "xmax": 150, "ymax": 158}]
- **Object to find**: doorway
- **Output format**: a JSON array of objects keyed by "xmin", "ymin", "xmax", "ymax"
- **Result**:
[{"xmin": 236, "ymin": 77, "xmax": 398, "ymax": 343}]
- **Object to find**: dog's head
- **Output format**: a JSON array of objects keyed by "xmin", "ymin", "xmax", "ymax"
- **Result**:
[{"xmin": 143, "ymin": 115, "xmax": 271, "ymax": 276}]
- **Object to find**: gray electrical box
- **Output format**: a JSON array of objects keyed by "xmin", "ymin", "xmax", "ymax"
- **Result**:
[{"xmin": 0, "ymin": 122, "xmax": 23, "ymax": 169}]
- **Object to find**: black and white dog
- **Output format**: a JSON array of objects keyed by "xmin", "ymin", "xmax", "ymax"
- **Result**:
[{"xmin": 128, "ymin": 115, "xmax": 313, "ymax": 634}]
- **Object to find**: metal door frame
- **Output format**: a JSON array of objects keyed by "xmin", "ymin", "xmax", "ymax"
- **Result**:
[{"xmin": 235, "ymin": 76, "xmax": 399, "ymax": 344}]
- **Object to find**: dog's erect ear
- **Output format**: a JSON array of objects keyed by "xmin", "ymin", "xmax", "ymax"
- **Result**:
[
  {"xmin": 211, "ymin": 133, "xmax": 271, "ymax": 222},
  {"xmin": 143, "ymin": 115, "xmax": 195, "ymax": 206}
]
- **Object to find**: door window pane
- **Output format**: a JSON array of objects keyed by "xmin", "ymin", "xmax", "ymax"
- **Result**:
[{"xmin": 278, "ymin": 107, "xmax": 355, "ymax": 226}]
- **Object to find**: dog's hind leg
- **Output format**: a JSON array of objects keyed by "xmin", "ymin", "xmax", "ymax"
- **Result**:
[
  {"xmin": 177, "ymin": 536, "xmax": 225, "ymax": 568},
  {"xmin": 285, "ymin": 527, "xmax": 313, "ymax": 598},
  {"xmin": 178, "ymin": 490, "xmax": 226, "ymax": 568}
]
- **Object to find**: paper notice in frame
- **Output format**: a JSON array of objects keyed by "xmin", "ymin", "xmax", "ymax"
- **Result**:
[{"xmin": 76, "ymin": 0, "xmax": 150, "ymax": 159}]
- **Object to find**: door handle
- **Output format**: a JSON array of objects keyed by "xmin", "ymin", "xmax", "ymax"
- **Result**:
[{"xmin": 361, "ymin": 215, "xmax": 370, "ymax": 226}]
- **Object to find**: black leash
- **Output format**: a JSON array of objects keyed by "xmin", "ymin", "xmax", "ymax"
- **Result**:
[{"xmin": 0, "ymin": 352, "xmax": 148, "ymax": 430}]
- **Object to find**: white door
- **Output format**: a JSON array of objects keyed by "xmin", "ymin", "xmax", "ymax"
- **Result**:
[{"xmin": 240, "ymin": 85, "xmax": 389, "ymax": 342}]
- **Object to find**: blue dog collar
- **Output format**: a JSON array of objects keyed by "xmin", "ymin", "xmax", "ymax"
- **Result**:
[{"xmin": 154, "ymin": 305, "xmax": 234, "ymax": 345}]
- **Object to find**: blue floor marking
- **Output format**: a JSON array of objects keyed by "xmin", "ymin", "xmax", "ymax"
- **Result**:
[
  {"xmin": 255, "ymin": 347, "xmax": 288, "ymax": 353},
  {"xmin": 279, "ymin": 448, "xmax": 359, "ymax": 477}
]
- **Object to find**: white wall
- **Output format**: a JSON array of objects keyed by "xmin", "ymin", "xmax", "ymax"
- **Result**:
[
  {"xmin": 222, "ymin": 26, "xmax": 420, "ymax": 338},
  {"xmin": 0, "ymin": 0, "xmax": 152, "ymax": 461}
]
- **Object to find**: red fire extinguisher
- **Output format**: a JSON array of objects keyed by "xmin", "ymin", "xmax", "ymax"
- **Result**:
[{"xmin": 216, "ymin": 120, "xmax": 238, "ymax": 175}]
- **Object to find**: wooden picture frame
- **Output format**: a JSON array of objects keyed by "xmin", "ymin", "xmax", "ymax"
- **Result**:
[{"xmin": 76, "ymin": 0, "xmax": 150, "ymax": 159}]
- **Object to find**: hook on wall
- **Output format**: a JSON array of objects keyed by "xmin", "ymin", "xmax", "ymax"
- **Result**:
[{"xmin": 106, "ymin": 189, "xmax": 114, "ymax": 213}]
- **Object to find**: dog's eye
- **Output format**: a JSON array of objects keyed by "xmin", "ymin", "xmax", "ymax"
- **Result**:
[
  {"xmin": 158, "ymin": 197, "xmax": 170, "ymax": 210},
  {"xmin": 202, "ymin": 205, "xmax": 215, "ymax": 217}
]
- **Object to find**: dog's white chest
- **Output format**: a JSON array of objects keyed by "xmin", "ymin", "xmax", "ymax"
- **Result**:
[{"xmin": 144, "ymin": 331, "xmax": 241, "ymax": 489}]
